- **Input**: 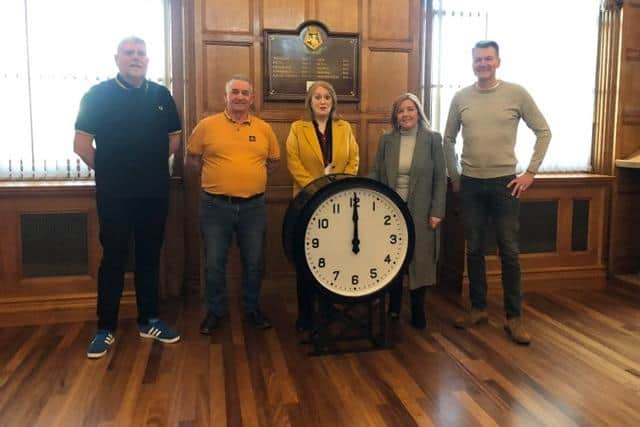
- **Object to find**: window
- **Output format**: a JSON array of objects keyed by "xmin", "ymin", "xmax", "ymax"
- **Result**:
[
  {"xmin": 0, "ymin": 0, "xmax": 168, "ymax": 180},
  {"xmin": 429, "ymin": 0, "xmax": 600, "ymax": 173}
]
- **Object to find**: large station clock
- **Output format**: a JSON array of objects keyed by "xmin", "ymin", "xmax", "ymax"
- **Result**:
[{"xmin": 283, "ymin": 175, "xmax": 415, "ymax": 300}]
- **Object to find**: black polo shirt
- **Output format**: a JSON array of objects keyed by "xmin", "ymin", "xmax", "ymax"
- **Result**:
[{"xmin": 75, "ymin": 75, "xmax": 181, "ymax": 198}]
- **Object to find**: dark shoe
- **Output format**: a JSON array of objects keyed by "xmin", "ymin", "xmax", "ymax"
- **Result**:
[
  {"xmin": 295, "ymin": 318, "xmax": 311, "ymax": 332},
  {"xmin": 504, "ymin": 317, "xmax": 531, "ymax": 345},
  {"xmin": 247, "ymin": 309, "xmax": 272, "ymax": 329},
  {"xmin": 454, "ymin": 308, "xmax": 488, "ymax": 329},
  {"xmin": 410, "ymin": 314, "xmax": 426, "ymax": 329},
  {"xmin": 200, "ymin": 312, "xmax": 220, "ymax": 335},
  {"xmin": 410, "ymin": 287, "xmax": 426, "ymax": 329},
  {"xmin": 319, "ymin": 302, "xmax": 340, "ymax": 319}
]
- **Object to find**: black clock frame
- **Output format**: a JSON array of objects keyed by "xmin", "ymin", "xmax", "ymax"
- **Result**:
[{"xmin": 283, "ymin": 174, "xmax": 416, "ymax": 303}]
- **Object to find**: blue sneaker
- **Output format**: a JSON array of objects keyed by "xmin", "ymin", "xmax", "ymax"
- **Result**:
[
  {"xmin": 87, "ymin": 329, "xmax": 115, "ymax": 359},
  {"xmin": 138, "ymin": 319, "xmax": 180, "ymax": 343}
]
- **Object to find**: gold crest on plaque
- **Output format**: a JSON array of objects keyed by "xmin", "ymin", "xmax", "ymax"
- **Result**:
[{"xmin": 303, "ymin": 26, "xmax": 323, "ymax": 51}]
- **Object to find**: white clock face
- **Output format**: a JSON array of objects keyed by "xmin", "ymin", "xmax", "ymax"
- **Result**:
[{"xmin": 304, "ymin": 187, "xmax": 409, "ymax": 297}]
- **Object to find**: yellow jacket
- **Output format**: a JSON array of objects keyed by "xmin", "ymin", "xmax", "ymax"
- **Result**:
[{"xmin": 286, "ymin": 119, "xmax": 359, "ymax": 196}]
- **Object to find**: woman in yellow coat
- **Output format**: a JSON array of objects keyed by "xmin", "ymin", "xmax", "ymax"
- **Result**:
[{"xmin": 286, "ymin": 81, "xmax": 359, "ymax": 331}]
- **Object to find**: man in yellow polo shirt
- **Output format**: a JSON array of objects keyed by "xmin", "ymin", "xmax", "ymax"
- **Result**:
[{"xmin": 186, "ymin": 76, "xmax": 280, "ymax": 333}]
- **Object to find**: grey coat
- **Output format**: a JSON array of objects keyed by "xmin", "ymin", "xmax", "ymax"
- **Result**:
[{"xmin": 369, "ymin": 126, "xmax": 447, "ymax": 288}]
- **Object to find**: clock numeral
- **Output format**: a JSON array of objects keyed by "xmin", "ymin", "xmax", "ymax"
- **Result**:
[
  {"xmin": 332, "ymin": 203, "xmax": 341, "ymax": 214},
  {"xmin": 384, "ymin": 254, "xmax": 391, "ymax": 264},
  {"xmin": 311, "ymin": 238, "xmax": 320, "ymax": 248},
  {"xmin": 383, "ymin": 215, "xmax": 391, "ymax": 226},
  {"xmin": 369, "ymin": 268, "xmax": 378, "ymax": 279},
  {"xmin": 389, "ymin": 234, "xmax": 398, "ymax": 244},
  {"xmin": 349, "ymin": 194, "xmax": 360, "ymax": 207},
  {"xmin": 372, "ymin": 201, "xmax": 376, "ymax": 211},
  {"xmin": 333, "ymin": 270, "xmax": 340, "ymax": 280},
  {"xmin": 318, "ymin": 258, "xmax": 326, "ymax": 268},
  {"xmin": 351, "ymin": 275, "xmax": 359, "ymax": 285},
  {"xmin": 317, "ymin": 218, "xmax": 329, "ymax": 229}
]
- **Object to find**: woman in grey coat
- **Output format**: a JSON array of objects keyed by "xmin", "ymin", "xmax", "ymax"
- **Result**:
[{"xmin": 369, "ymin": 93, "xmax": 447, "ymax": 329}]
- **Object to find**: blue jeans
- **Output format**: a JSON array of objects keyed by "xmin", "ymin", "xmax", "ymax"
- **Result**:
[
  {"xmin": 200, "ymin": 192, "xmax": 267, "ymax": 316},
  {"xmin": 460, "ymin": 175, "xmax": 521, "ymax": 319}
]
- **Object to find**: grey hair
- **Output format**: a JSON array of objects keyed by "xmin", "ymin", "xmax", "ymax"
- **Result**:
[
  {"xmin": 117, "ymin": 36, "xmax": 146, "ymax": 53},
  {"xmin": 390, "ymin": 93, "xmax": 431, "ymax": 130},
  {"xmin": 224, "ymin": 75, "xmax": 253, "ymax": 94},
  {"xmin": 473, "ymin": 40, "xmax": 500, "ymax": 57}
]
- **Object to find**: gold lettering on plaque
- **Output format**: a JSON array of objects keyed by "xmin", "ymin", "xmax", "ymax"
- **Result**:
[{"xmin": 303, "ymin": 26, "xmax": 323, "ymax": 51}]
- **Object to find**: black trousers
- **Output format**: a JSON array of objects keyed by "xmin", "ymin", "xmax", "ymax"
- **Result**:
[
  {"xmin": 388, "ymin": 275, "xmax": 404, "ymax": 313},
  {"xmin": 296, "ymin": 273, "xmax": 312, "ymax": 327},
  {"xmin": 96, "ymin": 195, "xmax": 168, "ymax": 331}
]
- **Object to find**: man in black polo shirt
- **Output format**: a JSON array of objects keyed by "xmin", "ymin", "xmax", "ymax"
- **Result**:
[{"xmin": 74, "ymin": 36, "xmax": 181, "ymax": 359}]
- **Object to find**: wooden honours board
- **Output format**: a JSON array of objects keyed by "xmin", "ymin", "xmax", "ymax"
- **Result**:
[{"xmin": 264, "ymin": 21, "xmax": 360, "ymax": 102}]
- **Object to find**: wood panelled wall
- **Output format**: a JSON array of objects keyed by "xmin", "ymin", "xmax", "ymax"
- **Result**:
[
  {"xmin": 0, "ymin": 181, "xmax": 184, "ymax": 312},
  {"xmin": 485, "ymin": 175, "xmax": 610, "ymax": 291},
  {"xmin": 183, "ymin": 0, "xmax": 426, "ymax": 288},
  {"xmin": 439, "ymin": 175, "xmax": 612, "ymax": 296},
  {"xmin": 611, "ymin": 0, "xmax": 640, "ymax": 279},
  {"xmin": 595, "ymin": 0, "xmax": 640, "ymax": 287},
  {"xmin": 1, "ymin": 1, "xmax": 634, "ymax": 314}
]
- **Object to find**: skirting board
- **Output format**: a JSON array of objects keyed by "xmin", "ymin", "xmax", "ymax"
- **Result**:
[
  {"xmin": 0, "ymin": 291, "xmax": 137, "ymax": 314},
  {"xmin": 461, "ymin": 267, "xmax": 607, "ymax": 296}
]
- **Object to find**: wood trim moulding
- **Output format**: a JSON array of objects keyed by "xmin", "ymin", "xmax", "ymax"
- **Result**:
[
  {"xmin": 592, "ymin": 4, "xmax": 621, "ymax": 175},
  {"xmin": 169, "ymin": 0, "xmax": 186, "ymax": 178},
  {"xmin": 462, "ymin": 266, "xmax": 607, "ymax": 295},
  {"xmin": 530, "ymin": 174, "xmax": 613, "ymax": 186},
  {"xmin": 613, "ymin": 273, "xmax": 640, "ymax": 291},
  {"xmin": 201, "ymin": 29, "xmax": 256, "ymax": 37},
  {"xmin": 622, "ymin": 111, "xmax": 640, "ymax": 125},
  {"xmin": 202, "ymin": 39, "xmax": 254, "ymax": 48},
  {"xmin": 0, "ymin": 176, "xmax": 183, "ymax": 197},
  {"xmin": 255, "ymin": 111, "xmax": 309, "ymax": 121},
  {"xmin": 0, "ymin": 181, "xmax": 96, "ymax": 197},
  {"xmin": 423, "ymin": 0, "xmax": 434, "ymax": 116},
  {"xmin": 204, "ymin": 111, "xmax": 391, "ymax": 123},
  {"xmin": 366, "ymin": 41, "xmax": 415, "ymax": 49},
  {"xmin": 368, "ymin": 44, "xmax": 413, "ymax": 53},
  {"xmin": 201, "ymin": 33, "xmax": 256, "ymax": 44},
  {"xmin": 0, "ymin": 291, "xmax": 136, "ymax": 314},
  {"xmin": 625, "ymin": 47, "xmax": 640, "ymax": 60}
]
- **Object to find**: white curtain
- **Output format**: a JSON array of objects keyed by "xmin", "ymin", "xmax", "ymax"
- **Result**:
[
  {"xmin": 0, "ymin": 0, "xmax": 167, "ymax": 180},
  {"xmin": 430, "ymin": 0, "xmax": 600, "ymax": 173}
]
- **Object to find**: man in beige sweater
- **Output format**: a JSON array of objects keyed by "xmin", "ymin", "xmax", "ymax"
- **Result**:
[{"xmin": 444, "ymin": 40, "xmax": 551, "ymax": 345}]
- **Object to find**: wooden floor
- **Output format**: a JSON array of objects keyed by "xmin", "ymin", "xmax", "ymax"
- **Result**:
[{"xmin": 1, "ymin": 282, "xmax": 640, "ymax": 426}]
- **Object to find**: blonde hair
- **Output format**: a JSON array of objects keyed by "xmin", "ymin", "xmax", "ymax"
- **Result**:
[
  {"xmin": 390, "ymin": 93, "xmax": 431, "ymax": 130},
  {"xmin": 305, "ymin": 81, "xmax": 338, "ymax": 120}
]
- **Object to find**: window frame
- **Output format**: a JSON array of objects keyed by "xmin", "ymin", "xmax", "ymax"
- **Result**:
[{"xmin": 422, "ymin": 0, "xmax": 609, "ymax": 175}]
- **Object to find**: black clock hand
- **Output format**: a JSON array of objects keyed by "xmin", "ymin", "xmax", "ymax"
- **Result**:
[{"xmin": 351, "ymin": 192, "xmax": 360, "ymax": 254}]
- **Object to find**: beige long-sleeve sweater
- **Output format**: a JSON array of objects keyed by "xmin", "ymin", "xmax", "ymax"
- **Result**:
[{"xmin": 443, "ymin": 81, "xmax": 551, "ymax": 181}]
